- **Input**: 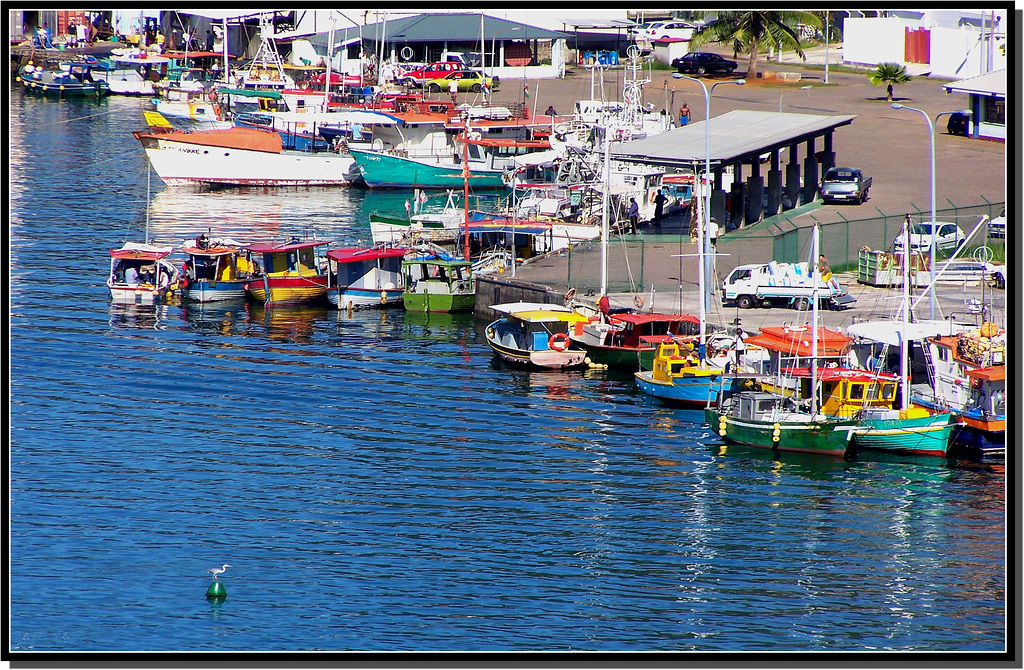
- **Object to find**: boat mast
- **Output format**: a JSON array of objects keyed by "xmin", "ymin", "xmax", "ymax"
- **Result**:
[
  {"xmin": 324, "ymin": 16, "xmax": 335, "ymax": 112},
  {"xmin": 463, "ymin": 119, "xmax": 471, "ymax": 262},
  {"xmin": 600, "ymin": 127, "xmax": 610, "ymax": 298},
  {"xmin": 697, "ymin": 170, "xmax": 706, "ymax": 354},
  {"xmin": 900, "ymin": 214, "xmax": 911, "ymax": 411},
  {"xmin": 811, "ymin": 222, "xmax": 819, "ymax": 416},
  {"xmin": 222, "ymin": 17, "xmax": 229, "ymax": 83},
  {"xmin": 145, "ymin": 158, "xmax": 152, "ymax": 245}
]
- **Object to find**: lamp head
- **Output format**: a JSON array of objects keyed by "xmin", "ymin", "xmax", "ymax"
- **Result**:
[
  {"xmin": 733, "ymin": 79, "xmax": 745, "ymax": 85},
  {"xmin": 800, "ymin": 85, "xmax": 812, "ymax": 90},
  {"xmin": 671, "ymin": 73, "xmax": 683, "ymax": 79},
  {"xmin": 891, "ymin": 103, "xmax": 903, "ymax": 109},
  {"xmin": 959, "ymin": 109, "xmax": 972, "ymax": 116}
]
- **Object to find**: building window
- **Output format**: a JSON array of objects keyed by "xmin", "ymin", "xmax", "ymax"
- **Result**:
[{"xmin": 983, "ymin": 97, "xmax": 1005, "ymax": 125}]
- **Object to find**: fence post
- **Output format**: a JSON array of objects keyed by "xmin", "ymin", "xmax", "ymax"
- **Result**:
[
  {"xmin": 639, "ymin": 238, "xmax": 644, "ymax": 290},
  {"xmin": 834, "ymin": 212, "xmax": 850, "ymax": 268},
  {"xmin": 946, "ymin": 198, "xmax": 958, "ymax": 224},
  {"xmin": 980, "ymin": 194, "xmax": 992, "ymax": 219},
  {"xmin": 875, "ymin": 207, "xmax": 888, "ymax": 251}
]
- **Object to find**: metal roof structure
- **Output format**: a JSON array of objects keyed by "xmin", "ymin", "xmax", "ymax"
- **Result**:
[
  {"xmin": 611, "ymin": 110, "xmax": 856, "ymax": 169},
  {"xmin": 306, "ymin": 12, "xmax": 568, "ymax": 48},
  {"xmin": 942, "ymin": 69, "xmax": 1006, "ymax": 98}
]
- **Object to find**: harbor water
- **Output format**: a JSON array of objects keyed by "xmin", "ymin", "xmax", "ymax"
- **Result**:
[{"xmin": 9, "ymin": 89, "xmax": 1007, "ymax": 653}]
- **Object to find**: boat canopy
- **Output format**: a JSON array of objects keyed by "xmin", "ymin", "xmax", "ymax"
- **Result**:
[
  {"xmin": 966, "ymin": 367, "xmax": 1005, "ymax": 382},
  {"xmin": 846, "ymin": 320, "xmax": 972, "ymax": 346},
  {"xmin": 492, "ymin": 302, "xmax": 574, "ymax": 315},
  {"xmin": 744, "ymin": 325, "xmax": 850, "ymax": 357},
  {"xmin": 506, "ymin": 309, "xmax": 590, "ymax": 324},
  {"xmin": 247, "ymin": 238, "xmax": 330, "ymax": 253},
  {"xmin": 110, "ymin": 242, "xmax": 173, "ymax": 260},
  {"xmin": 327, "ymin": 247, "xmax": 407, "ymax": 262},
  {"xmin": 610, "ymin": 312, "xmax": 700, "ymax": 326}
]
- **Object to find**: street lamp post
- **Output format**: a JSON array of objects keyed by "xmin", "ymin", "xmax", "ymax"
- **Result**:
[
  {"xmin": 672, "ymin": 73, "xmax": 744, "ymax": 357},
  {"xmin": 779, "ymin": 85, "xmax": 812, "ymax": 113},
  {"xmin": 891, "ymin": 103, "xmax": 973, "ymax": 320}
]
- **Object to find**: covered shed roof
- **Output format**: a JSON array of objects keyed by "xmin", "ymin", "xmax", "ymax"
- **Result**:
[
  {"xmin": 307, "ymin": 12, "xmax": 568, "ymax": 48},
  {"xmin": 942, "ymin": 69, "xmax": 1006, "ymax": 98},
  {"xmin": 612, "ymin": 110, "xmax": 856, "ymax": 170}
]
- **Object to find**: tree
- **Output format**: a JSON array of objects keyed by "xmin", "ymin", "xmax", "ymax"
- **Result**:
[
  {"xmin": 868, "ymin": 62, "xmax": 912, "ymax": 101},
  {"xmin": 687, "ymin": 11, "xmax": 822, "ymax": 79}
]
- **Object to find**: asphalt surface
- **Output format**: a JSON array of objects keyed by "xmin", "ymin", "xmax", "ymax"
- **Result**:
[{"xmin": 477, "ymin": 44, "xmax": 1009, "ymax": 330}]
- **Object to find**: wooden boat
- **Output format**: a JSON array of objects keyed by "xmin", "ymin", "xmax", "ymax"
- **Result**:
[
  {"xmin": 326, "ymin": 246, "xmax": 407, "ymax": 309},
  {"xmin": 107, "ymin": 242, "xmax": 180, "ymax": 304},
  {"xmin": 180, "ymin": 234, "xmax": 255, "ymax": 303},
  {"xmin": 704, "ymin": 224, "xmax": 859, "ymax": 457},
  {"xmin": 369, "ymin": 190, "xmax": 464, "ymax": 245},
  {"xmin": 96, "ymin": 53, "xmax": 171, "ymax": 96},
  {"xmin": 18, "ymin": 60, "xmax": 110, "ymax": 97},
  {"xmin": 132, "ymin": 125, "xmax": 359, "ymax": 187},
  {"xmin": 570, "ymin": 311, "xmax": 701, "ymax": 370},
  {"xmin": 913, "ymin": 324, "xmax": 1006, "ymax": 455},
  {"xmin": 485, "ymin": 303, "xmax": 589, "ymax": 369},
  {"xmin": 244, "ymin": 237, "xmax": 330, "ymax": 306},
  {"xmin": 818, "ymin": 368, "xmax": 953, "ymax": 457},
  {"xmin": 635, "ymin": 341, "xmax": 727, "ymax": 406},
  {"xmin": 401, "ymin": 249, "xmax": 475, "ymax": 312}
]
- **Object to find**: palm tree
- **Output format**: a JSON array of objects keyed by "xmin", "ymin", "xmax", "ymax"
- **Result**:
[
  {"xmin": 868, "ymin": 62, "xmax": 912, "ymax": 101},
  {"xmin": 687, "ymin": 11, "xmax": 822, "ymax": 79}
]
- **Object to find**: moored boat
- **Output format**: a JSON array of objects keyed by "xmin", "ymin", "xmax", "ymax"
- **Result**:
[
  {"xmin": 485, "ymin": 303, "xmax": 589, "ymax": 369},
  {"xmin": 18, "ymin": 59, "xmax": 111, "ymax": 97},
  {"xmin": 107, "ymin": 242, "xmax": 180, "ymax": 304},
  {"xmin": 326, "ymin": 246, "xmax": 407, "ymax": 309},
  {"xmin": 244, "ymin": 237, "xmax": 330, "ymax": 306},
  {"xmin": 401, "ymin": 249, "xmax": 475, "ymax": 312},
  {"xmin": 180, "ymin": 234, "xmax": 255, "ymax": 303},
  {"xmin": 570, "ymin": 310, "xmax": 701, "ymax": 370},
  {"xmin": 635, "ymin": 341, "xmax": 726, "ymax": 406},
  {"xmin": 132, "ymin": 125, "xmax": 358, "ymax": 187}
]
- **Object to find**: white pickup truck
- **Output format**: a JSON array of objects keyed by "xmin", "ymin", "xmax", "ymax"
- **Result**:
[{"xmin": 722, "ymin": 261, "xmax": 857, "ymax": 310}]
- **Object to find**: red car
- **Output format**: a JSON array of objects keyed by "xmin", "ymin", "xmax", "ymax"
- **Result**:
[{"xmin": 401, "ymin": 62, "xmax": 462, "ymax": 88}]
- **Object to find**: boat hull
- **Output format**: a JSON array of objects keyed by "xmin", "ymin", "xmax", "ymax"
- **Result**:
[
  {"xmin": 487, "ymin": 338, "xmax": 587, "ymax": 369},
  {"xmin": 851, "ymin": 414, "xmax": 954, "ymax": 457},
  {"xmin": 245, "ymin": 275, "xmax": 329, "ymax": 305},
  {"xmin": 22, "ymin": 79, "xmax": 110, "ymax": 97},
  {"xmin": 328, "ymin": 287, "xmax": 403, "ymax": 309},
  {"xmin": 108, "ymin": 284, "xmax": 173, "ymax": 305},
  {"xmin": 351, "ymin": 148, "xmax": 506, "ymax": 190},
  {"xmin": 635, "ymin": 370, "xmax": 721, "ymax": 407},
  {"xmin": 949, "ymin": 422, "xmax": 1005, "ymax": 456},
  {"xmin": 183, "ymin": 279, "xmax": 248, "ymax": 303},
  {"xmin": 403, "ymin": 292, "xmax": 475, "ymax": 313},
  {"xmin": 705, "ymin": 408, "xmax": 857, "ymax": 457},
  {"xmin": 140, "ymin": 137, "xmax": 357, "ymax": 187}
]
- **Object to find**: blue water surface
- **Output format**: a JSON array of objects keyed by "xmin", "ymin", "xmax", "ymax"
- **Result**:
[{"xmin": 8, "ymin": 86, "xmax": 1007, "ymax": 655}]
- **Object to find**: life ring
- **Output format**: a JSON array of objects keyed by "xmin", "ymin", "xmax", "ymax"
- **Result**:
[
  {"xmin": 648, "ymin": 190, "xmax": 658, "ymax": 204},
  {"xmin": 554, "ymin": 123, "xmax": 569, "ymax": 135},
  {"xmin": 400, "ymin": 46, "xmax": 414, "ymax": 62},
  {"xmin": 208, "ymin": 90, "xmax": 218, "ymax": 102},
  {"xmin": 634, "ymin": 295, "xmax": 645, "ymax": 310},
  {"xmin": 564, "ymin": 287, "xmax": 577, "ymax": 302},
  {"xmin": 549, "ymin": 332, "xmax": 570, "ymax": 351}
]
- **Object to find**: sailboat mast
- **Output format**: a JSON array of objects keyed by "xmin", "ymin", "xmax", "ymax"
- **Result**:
[
  {"xmin": 600, "ymin": 129, "xmax": 610, "ymax": 297},
  {"xmin": 697, "ymin": 173, "xmax": 706, "ymax": 348},
  {"xmin": 324, "ymin": 17, "xmax": 335, "ymax": 112},
  {"xmin": 463, "ymin": 121, "xmax": 471, "ymax": 262},
  {"xmin": 811, "ymin": 223, "xmax": 820, "ymax": 415},
  {"xmin": 901, "ymin": 214, "xmax": 911, "ymax": 411},
  {"xmin": 145, "ymin": 158, "xmax": 151, "ymax": 245}
]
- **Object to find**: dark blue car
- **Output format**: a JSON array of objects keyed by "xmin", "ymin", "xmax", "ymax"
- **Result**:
[{"xmin": 672, "ymin": 52, "xmax": 739, "ymax": 75}]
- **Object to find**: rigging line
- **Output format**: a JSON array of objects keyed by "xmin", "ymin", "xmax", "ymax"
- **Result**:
[{"xmin": 46, "ymin": 107, "xmax": 124, "ymax": 126}]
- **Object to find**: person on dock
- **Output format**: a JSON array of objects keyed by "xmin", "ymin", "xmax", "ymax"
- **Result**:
[
  {"xmin": 653, "ymin": 189, "xmax": 666, "ymax": 227},
  {"xmin": 449, "ymin": 78, "xmax": 458, "ymax": 104},
  {"xmin": 76, "ymin": 21, "xmax": 88, "ymax": 48},
  {"xmin": 627, "ymin": 198, "xmax": 639, "ymax": 233},
  {"xmin": 817, "ymin": 254, "xmax": 831, "ymax": 278},
  {"xmin": 679, "ymin": 102, "xmax": 691, "ymax": 127}
]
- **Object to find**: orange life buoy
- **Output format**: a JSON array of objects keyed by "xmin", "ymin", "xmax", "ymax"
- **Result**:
[
  {"xmin": 549, "ymin": 332, "xmax": 570, "ymax": 351},
  {"xmin": 208, "ymin": 90, "xmax": 218, "ymax": 103},
  {"xmin": 648, "ymin": 190, "xmax": 657, "ymax": 204}
]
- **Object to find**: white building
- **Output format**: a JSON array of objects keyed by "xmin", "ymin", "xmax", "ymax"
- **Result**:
[{"xmin": 842, "ymin": 10, "xmax": 1007, "ymax": 79}]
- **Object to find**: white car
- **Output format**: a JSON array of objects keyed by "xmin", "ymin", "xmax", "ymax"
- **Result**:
[
  {"xmin": 988, "ymin": 210, "xmax": 1005, "ymax": 239},
  {"xmin": 893, "ymin": 221, "xmax": 965, "ymax": 255},
  {"xmin": 642, "ymin": 21, "xmax": 697, "ymax": 40},
  {"xmin": 629, "ymin": 21, "xmax": 665, "ymax": 38}
]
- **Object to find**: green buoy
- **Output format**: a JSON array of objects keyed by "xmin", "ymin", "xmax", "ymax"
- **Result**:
[{"xmin": 206, "ymin": 581, "xmax": 227, "ymax": 599}]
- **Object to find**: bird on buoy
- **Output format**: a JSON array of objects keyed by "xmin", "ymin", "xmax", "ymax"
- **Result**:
[{"xmin": 207, "ymin": 564, "xmax": 231, "ymax": 580}]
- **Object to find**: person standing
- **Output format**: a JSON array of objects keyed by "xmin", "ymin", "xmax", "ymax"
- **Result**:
[
  {"xmin": 627, "ymin": 198, "xmax": 639, "ymax": 233},
  {"xmin": 817, "ymin": 254, "xmax": 831, "ymax": 277},
  {"xmin": 76, "ymin": 20, "xmax": 88, "ymax": 47},
  {"xmin": 679, "ymin": 102, "xmax": 691, "ymax": 126},
  {"xmin": 205, "ymin": 29, "xmax": 214, "ymax": 51},
  {"xmin": 449, "ymin": 77, "xmax": 458, "ymax": 104},
  {"xmin": 653, "ymin": 189, "xmax": 666, "ymax": 226}
]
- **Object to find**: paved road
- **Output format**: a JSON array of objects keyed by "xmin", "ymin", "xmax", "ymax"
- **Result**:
[{"xmin": 478, "ymin": 45, "xmax": 1007, "ymax": 328}]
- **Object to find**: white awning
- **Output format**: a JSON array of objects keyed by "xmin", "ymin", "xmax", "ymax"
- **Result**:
[{"xmin": 846, "ymin": 320, "xmax": 971, "ymax": 346}]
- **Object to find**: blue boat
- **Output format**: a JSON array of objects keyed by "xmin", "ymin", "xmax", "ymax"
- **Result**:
[{"xmin": 634, "ymin": 342, "xmax": 725, "ymax": 407}]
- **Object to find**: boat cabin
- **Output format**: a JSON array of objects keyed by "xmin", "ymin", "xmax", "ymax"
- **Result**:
[
  {"xmin": 246, "ymin": 238, "xmax": 327, "ymax": 278},
  {"xmin": 817, "ymin": 369, "xmax": 900, "ymax": 418},
  {"xmin": 734, "ymin": 392, "xmax": 785, "ymax": 422},
  {"xmin": 649, "ymin": 342, "xmax": 719, "ymax": 383}
]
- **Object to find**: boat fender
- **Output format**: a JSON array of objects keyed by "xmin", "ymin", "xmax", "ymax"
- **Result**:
[
  {"xmin": 634, "ymin": 295, "xmax": 645, "ymax": 310},
  {"xmin": 209, "ymin": 90, "xmax": 218, "ymax": 102},
  {"xmin": 487, "ymin": 327, "xmax": 496, "ymax": 340},
  {"xmin": 564, "ymin": 287, "xmax": 576, "ymax": 303},
  {"xmin": 380, "ymin": 291, "xmax": 388, "ymax": 305},
  {"xmin": 649, "ymin": 190, "xmax": 658, "ymax": 204},
  {"xmin": 549, "ymin": 332, "xmax": 570, "ymax": 351}
]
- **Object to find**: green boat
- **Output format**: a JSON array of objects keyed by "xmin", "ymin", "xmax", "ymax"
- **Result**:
[
  {"xmin": 401, "ymin": 250, "xmax": 475, "ymax": 313},
  {"xmin": 568, "ymin": 312, "xmax": 701, "ymax": 371},
  {"xmin": 19, "ymin": 61, "xmax": 110, "ymax": 97},
  {"xmin": 704, "ymin": 392, "xmax": 859, "ymax": 457},
  {"xmin": 351, "ymin": 147, "xmax": 507, "ymax": 190}
]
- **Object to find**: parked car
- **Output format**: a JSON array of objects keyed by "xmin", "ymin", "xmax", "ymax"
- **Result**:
[
  {"xmin": 425, "ymin": 70, "xmax": 498, "ymax": 93},
  {"xmin": 988, "ymin": 209, "xmax": 1005, "ymax": 239},
  {"xmin": 820, "ymin": 166, "xmax": 872, "ymax": 205},
  {"xmin": 401, "ymin": 61, "xmax": 461, "ymax": 88},
  {"xmin": 893, "ymin": 221, "xmax": 966, "ymax": 255},
  {"xmin": 643, "ymin": 21, "xmax": 696, "ymax": 40},
  {"xmin": 629, "ymin": 21, "xmax": 666, "ymax": 38},
  {"xmin": 946, "ymin": 111, "xmax": 970, "ymax": 136},
  {"xmin": 672, "ymin": 52, "xmax": 738, "ymax": 75}
]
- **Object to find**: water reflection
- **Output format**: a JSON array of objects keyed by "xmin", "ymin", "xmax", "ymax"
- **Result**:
[{"xmin": 107, "ymin": 303, "xmax": 172, "ymax": 330}]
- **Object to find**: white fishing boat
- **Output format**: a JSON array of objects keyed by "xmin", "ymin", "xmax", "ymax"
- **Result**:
[
  {"xmin": 98, "ymin": 53, "xmax": 172, "ymax": 96},
  {"xmin": 132, "ymin": 125, "xmax": 359, "ymax": 187}
]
